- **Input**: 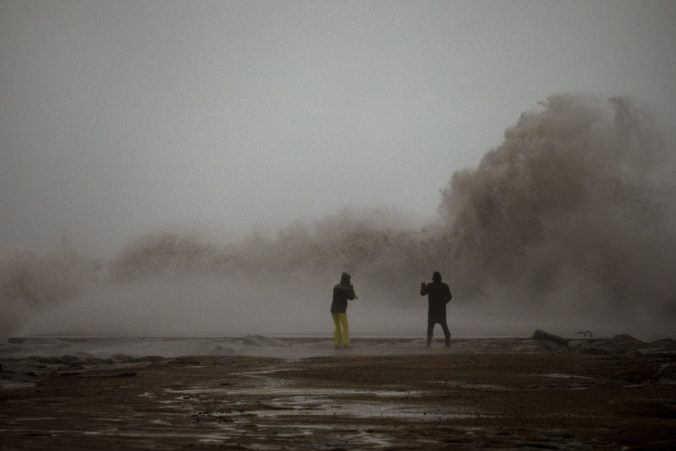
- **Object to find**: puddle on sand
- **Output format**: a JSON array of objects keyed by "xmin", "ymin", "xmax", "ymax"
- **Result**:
[
  {"xmin": 344, "ymin": 429, "xmax": 392, "ymax": 447},
  {"xmin": 162, "ymin": 380, "xmax": 491, "ymax": 422},
  {"xmin": 165, "ymin": 386, "xmax": 421, "ymax": 397},
  {"xmin": 151, "ymin": 419, "xmax": 171, "ymax": 426},
  {"xmin": 81, "ymin": 430, "xmax": 235, "ymax": 442},
  {"xmin": 539, "ymin": 373, "xmax": 596, "ymax": 380},
  {"xmin": 10, "ymin": 417, "xmax": 56, "ymax": 422},
  {"xmin": 532, "ymin": 373, "xmax": 603, "ymax": 388},
  {"xmin": 0, "ymin": 380, "xmax": 36, "ymax": 390},
  {"xmin": 227, "ymin": 395, "xmax": 492, "ymax": 421},
  {"xmin": 207, "ymin": 421, "xmax": 397, "ymax": 448},
  {"xmin": 198, "ymin": 433, "xmax": 232, "ymax": 444},
  {"xmin": 429, "ymin": 380, "xmax": 512, "ymax": 391}
]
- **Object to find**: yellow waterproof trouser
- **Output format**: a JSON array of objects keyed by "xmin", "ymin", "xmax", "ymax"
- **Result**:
[{"xmin": 331, "ymin": 313, "xmax": 351, "ymax": 346}]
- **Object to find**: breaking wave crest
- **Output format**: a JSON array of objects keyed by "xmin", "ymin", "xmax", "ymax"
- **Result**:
[
  {"xmin": 438, "ymin": 95, "xmax": 676, "ymax": 317},
  {"xmin": 2, "ymin": 95, "xmax": 674, "ymax": 338}
]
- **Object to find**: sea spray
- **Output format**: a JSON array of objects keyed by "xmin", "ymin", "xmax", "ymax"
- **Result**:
[
  {"xmin": 4, "ymin": 95, "xmax": 675, "ymax": 339},
  {"xmin": 439, "ymin": 95, "xmax": 676, "ymax": 324},
  {"xmin": 0, "ymin": 240, "xmax": 100, "ymax": 336}
]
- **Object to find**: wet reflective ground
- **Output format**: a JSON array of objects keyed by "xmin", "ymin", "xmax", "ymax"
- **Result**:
[{"xmin": 1, "ymin": 348, "xmax": 675, "ymax": 449}]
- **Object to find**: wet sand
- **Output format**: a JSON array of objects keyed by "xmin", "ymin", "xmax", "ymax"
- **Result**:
[{"xmin": 1, "ymin": 336, "xmax": 675, "ymax": 449}]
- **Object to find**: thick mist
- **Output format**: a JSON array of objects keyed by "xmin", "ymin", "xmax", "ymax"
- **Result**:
[
  {"xmin": 439, "ymin": 95, "xmax": 676, "ymax": 333},
  {"xmin": 3, "ymin": 95, "xmax": 674, "ymax": 340}
]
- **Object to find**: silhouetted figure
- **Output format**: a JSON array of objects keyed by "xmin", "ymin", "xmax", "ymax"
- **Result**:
[
  {"xmin": 420, "ymin": 271, "xmax": 452, "ymax": 347},
  {"xmin": 331, "ymin": 272, "xmax": 357, "ymax": 347}
]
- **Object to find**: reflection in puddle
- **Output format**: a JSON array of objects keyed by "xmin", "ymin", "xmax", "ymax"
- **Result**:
[
  {"xmin": 153, "ymin": 364, "xmax": 495, "ymax": 447},
  {"xmin": 162, "ymin": 380, "xmax": 491, "ymax": 423},
  {"xmin": 345, "ymin": 429, "xmax": 392, "ymax": 447},
  {"xmin": 11, "ymin": 417, "xmax": 56, "ymax": 422},
  {"xmin": 223, "ymin": 394, "xmax": 491, "ymax": 421},
  {"xmin": 0, "ymin": 381, "xmax": 36, "ymax": 390},
  {"xmin": 165, "ymin": 386, "xmax": 421, "ymax": 397},
  {"xmin": 429, "ymin": 380, "xmax": 512, "ymax": 391},
  {"xmin": 539, "ymin": 373, "xmax": 596, "ymax": 380},
  {"xmin": 240, "ymin": 402, "xmax": 487, "ymax": 420}
]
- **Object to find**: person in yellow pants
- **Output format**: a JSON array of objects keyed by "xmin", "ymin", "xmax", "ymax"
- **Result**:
[
  {"xmin": 331, "ymin": 312, "xmax": 350, "ymax": 347},
  {"xmin": 330, "ymin": 272, "xmax": 357, "ymax": 347}
]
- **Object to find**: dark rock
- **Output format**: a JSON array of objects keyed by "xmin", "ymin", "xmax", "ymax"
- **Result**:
[
  {"xmin": 216, "ymin": 358, "xmax": 238, "ymax": 365},
  {"xmin": 531, "ymin": 330, "xmax": 569, "ymax": 347},
  {"xmin": 140, "ymin": 356, "xmax": 165, "ymax": 362},
  {"xmin": 606, "ymin": 334, "xmax": 645, "ymax": 347},
  {"xmin": 60, "ymin": 355, "xmax": 81, "ymax": 364},
  {"xmin": 111, "ymin": 354, "xmax": 134, "ymax": 363},
  {"xmin": 596, "ymin": 334, "xmax": 645, "ymax": 354},
  {"xmin": 173, "ymin": 357, "xmax": 203, "ymax": 365},
  {"xmin": 649, "ymin": 338, "xmax": 676, "ymax": 349},
  {"xmin": 652, "ymin": 362, "xmax": 676, "ymax": 384},
  {"xmin": 58, "ymin": 369, "xmax": 88, "ymax": 376}
]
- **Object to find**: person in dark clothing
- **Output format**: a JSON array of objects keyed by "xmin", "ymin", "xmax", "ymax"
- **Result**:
[
  {"xmin": 331, "ymin": 272, "xmax": 357, "ymax": 347},
  {"xmin": 420, "ymin": 271, "xmax": 452, "ymax": 347}
]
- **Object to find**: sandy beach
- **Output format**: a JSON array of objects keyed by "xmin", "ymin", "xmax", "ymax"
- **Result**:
[{"xmin": 1, "ymin": 334, "xmax": 675, "ymax": 450}]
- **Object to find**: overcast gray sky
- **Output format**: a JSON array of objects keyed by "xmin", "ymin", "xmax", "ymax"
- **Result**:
[{"xmin": 2, "ymin": 0, "xmax": 675, "ymax": 257}]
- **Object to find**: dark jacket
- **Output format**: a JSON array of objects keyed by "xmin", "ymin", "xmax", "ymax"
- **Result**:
[
  {"xmin": 331, "ymin": 273, "xmax": 356, "ymax": 314},
  {"xmin": 420, "ymin": 281, "xmax": 452, "ymax": 323}
]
